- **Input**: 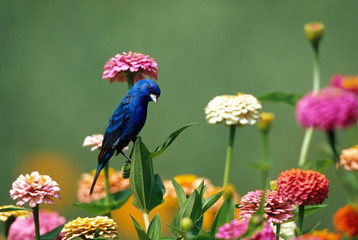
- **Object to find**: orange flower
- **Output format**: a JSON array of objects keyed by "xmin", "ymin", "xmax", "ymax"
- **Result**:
[
  {"xmin": 333, "ymin": 204, "xmax": 358, "ymax": 237},
  {"xmin": 77, "ymin": 168, "xmax": 130, "ymax": 203},
  {"xmin": 306, "ymin": 229, "xmax": 341, "ymax": 240}
]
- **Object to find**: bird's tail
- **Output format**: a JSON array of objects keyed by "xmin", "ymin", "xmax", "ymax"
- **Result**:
[{"xmin": 89, "ymin": 149, "xmax": 115, "ymax": 194}]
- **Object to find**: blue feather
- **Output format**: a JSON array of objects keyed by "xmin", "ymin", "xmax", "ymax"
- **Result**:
[{"xmin": 90, "ymin": 79, "xmax": 161, "ymax": 194}]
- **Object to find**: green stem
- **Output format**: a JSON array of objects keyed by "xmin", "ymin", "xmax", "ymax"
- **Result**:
[
  {"xmin": 104, "ymin": 164, "xmax": 111, "ymax": 218},
  {"xmin": 348, "ymin": 123, "xmax": 357, "ymax": 146},
  {"xmin": 127, "ymin": 72, "xmax": 135, "ymax": 89},
  {"xmin": 143, "ymin": 212, "xmax": 150, "ymax": 232},
  {"xmin": 275, "ymin": 223, "xmax": 281, "ymax": 240},
  {"xmin": 223, "ymin": 125, "xmax": 236, "ymax": 187},
  {"xmin": 261, "ymin": 130, "xmax": 269, "ymax": 188},
  {"xmin": 326, "ymin": 130, "xmax": 339, "ymax": 163},
  {"xmin": 4, "ymin": 216, "xmax": 16, "ymax": 240},
  {"xmin": 298, "ymin": 127, "xmax": 313, "ymax": 167},
  {"xmin": 32, "ymin": 205, "xmax": 40, "ymax": 240},
  {"xmin": 312, "ymin": 44, "xmax": 320, "ymax": 95},
  {"xmin": 297, "ymin": 205, "xmax": 305, "ymax": 236}
]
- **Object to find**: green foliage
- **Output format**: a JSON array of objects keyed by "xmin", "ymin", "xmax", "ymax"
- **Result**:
[
  {"xmin": 40, "ymin": 223, "xmax": 65, "ymax": 240},
  {"xmin": 0, "ymin": 206, "xmax": 31, "ymax": 212},
  {"xmin": 209, "ymin": 195, "xmax": 235, "ymax": 237},
  {"xmin": 148, "ymin": 213, "xmax": 162, "ymax": 240},
  {"xmin": 130, "ymin": 215, "xmax": 151, "ymax": 240},
  {"xmin": 257, "ymin": 91, "xmax": 303, "ymax": 106},
  {"xmin": 151, "ymin": 123, "xmax": 197, "ymax": 158},
  {"xmin": 130, "ymin": 138, "xmax": 164, "ymax": 213},
  {"xmin": 169, "ymin": 179, "xmax": 223, "ymax": 238},
  {"xmin": 73, "ymin": 189, "xmax": 132, "ymax": 215},
  {"xmin": 290, "ymin": 205, "xmax": 328, "ymax": 222}
]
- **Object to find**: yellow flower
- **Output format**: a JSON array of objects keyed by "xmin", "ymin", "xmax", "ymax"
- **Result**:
[
  {"xmin": 205, "ymin": 94, "xmax": 261, "ymax": 126},
  {"xmin": 61, "ymin": 216, "xmax": 118, "ymax": 240},
  {"xmin": 257, "ymin": 112, "xmax": 274, "ymax": 131},
  {"xmin": 0, "ymin": 205, "xmax": 30, "ymax": 222}
]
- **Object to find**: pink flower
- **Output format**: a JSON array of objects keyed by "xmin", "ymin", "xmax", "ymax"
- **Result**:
[
  {"xmin": 8, "ymin": 209, "xmax": 66, "ymax": 240},
  {"xmin": 277, "ymin": 168, "xmax": 329, "ymax": 206},
  {"xmin": 296, "ymin": 86, "xmax": 358, "ymax": 131},
  {"xmin": 215, "ymin": 220, "xmax": 275, "ymax": 240},
  {"xmin": 238, "ymin": 190, "xmax": 294, "ymax": 224},
  {"xmin": 102, "ymin": 51, "xmax": 158, "ymax": 83},
  {"xmin": 331, "ymin": 74, "xmax": 358, "ymax": 94},
  {"xmin": 10, "ymin": 171, "xmax": 61, "ymax": 207},
  {"xmin": 82, "ymin": 134, "xmax": 104, "ymax": 151}
]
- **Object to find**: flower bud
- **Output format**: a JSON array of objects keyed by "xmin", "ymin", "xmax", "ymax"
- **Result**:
[
  {"xmin": 257, "ymin": 112, "xmax": 274, "ymax": 132},
  {"xmin": 121, "ymin": 163, "xmax": 131, "ymax": 179},
  {"xmin": 304, "ymin": 22, "xmax": 325, "ymax": 46},
  {"xmin": 223, "ymin": 184, "xmax": 235, "ymax": 200},
  {"xmin": 270, "ymin": 180, "xmax": 277, "ymax": 191},
  {"xmin": 180, "ymin": 217, "xmax": 193, "ymax": 231}
]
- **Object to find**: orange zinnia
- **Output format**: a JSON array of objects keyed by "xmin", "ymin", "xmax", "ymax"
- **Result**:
[{"xmin": 333, "ymin": 204, "xmax": 358, "ymax": 237}]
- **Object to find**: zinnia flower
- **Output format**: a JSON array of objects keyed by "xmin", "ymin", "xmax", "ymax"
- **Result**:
[
  {"xmin": 302, "ymin": 229, "xmax": 341, "ymax": 240},
  {"xmin": 339, "ymin": 146, "xmax": 358, "ymax": 171},
  {"xmin": 103, "ymin": 51, "xmax": 158, "ymax": 83},
  {"xmin": 215, "ymin": 220, "xmax": 275, "ymax": 240},
  {"xmin": 277, "ymin": 168, "xmax": 329, "ymax": 206},
  {"xmin": 238, "ymin": 190, "xmax": 294, "ymax": 223},
  {"xmin": 8, "ymin": 209, "xmax": 66, "ymax": 240},
  {"xmin": 10, "ymin": 171, "xmax": 61, "ymax": 207},
  {"xmin": 304, "ymin": 22, "xmax": 324, "ymax": 45},
  {"xmin": 296, "ymin": 86, "xmax": 358, "ymax": 131},
  {"xmin": 0, "ymin": 205, "xmax": 30, "ymax": 222},
  {"xmin": 331, "ymin": 74, "xmax": 358, "ymax": 94},
  {"xmin": 333, "ymin": 204, "xmax": 358, "ymax": 237},
  {"xmin": 271, "ymin": 221, "xmax": 296, "ymax": 240},
  {"xmin": 61, "ymin": 216, "xmax": 118, "ymax": 240},
  {"xmin": 82, "ymin": 134, "xmax": 104, "ymax": 151},
  {"xmin": 257, "ymin": 112, "xmax": 274, "ymax": 132},
  {"xmin": 77, "ymin": 168, "xmax": 130, "ymax": 203},
  {"xmin": 205, "ymin": 93, "xmax": 262, "ymax": 126}
]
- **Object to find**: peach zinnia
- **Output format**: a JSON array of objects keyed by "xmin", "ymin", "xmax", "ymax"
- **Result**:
[
  {"xmin": 339, "ymin": 146, "xmax": 358, "ymax": 171},
  {"xmin": 277, "ymin": 168, "xmax": 329, "ymax": 206}
]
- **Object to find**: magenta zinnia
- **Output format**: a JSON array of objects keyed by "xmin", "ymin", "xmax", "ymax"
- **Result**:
[
  {"xmin": 8, "ymin": 209, "xmax": 66, "ymax": 240},
  {"xmin": 10, "ymin": 171, "xmax": 61, "ymax": 207},
  {"xmin": 296, "ymin": 86, "xmax": 358, "ymax": 131},
  {"xmin": 331, "ymin": 74, "xmax": 358, "ymax": 94},
  {"xmin": 238, "ymin": 190, "xmax": 294, "ymax": 223},
  {"xmin": 103, "ymin": 51, "xmax": 158, "ymax": 83},
  {"xmin": 277, "ymin": 168, "xmax": 329, "ymax": 206}
]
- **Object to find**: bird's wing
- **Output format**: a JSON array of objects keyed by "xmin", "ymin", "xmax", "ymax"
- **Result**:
[{"xmin": 101, "ymin": 95, "xmax": 132, "ymax": 152}]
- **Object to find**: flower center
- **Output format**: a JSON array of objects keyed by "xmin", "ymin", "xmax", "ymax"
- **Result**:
[{"xmin": 26, "ymin": 175, "xmax": 45, "ymax": 184}]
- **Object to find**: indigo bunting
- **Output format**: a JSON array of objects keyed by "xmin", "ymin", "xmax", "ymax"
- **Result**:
[{"xmin": 90, "ymin": 79, "xmax": 161, "ymax": 194}]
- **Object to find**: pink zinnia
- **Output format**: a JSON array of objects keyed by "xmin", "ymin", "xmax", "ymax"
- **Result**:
[
  {"xmin": 10, "ymin": 171, "xmax": 61, "ymax": 207},
  {"xmin": 277, "ymin": 168, "xmax": 329, "ymax": 206},
  {"xmin": 102, "ymin": 51, "xmax": 158, "ymax": 83},
  {"xmin": 8, "ymin": 209, "xmax": 66, "ymax": 240},
  {"xmin": 82, "ymin": 134, "xmax": 104, "ymax": 151},
  {"xmin": 296, "ymin": 86, "xmax": 358, "ymax": 131},
  {"xmin": 215, "ymin": 220, "xmax": 275, "ymax": 240},
  {"xmin": 331, "ymin": 74, "xmax": 358, "ymax": 94},
  {"xmin": 238, "ymin": 190, "xmax": 294, "ymax": 224}
]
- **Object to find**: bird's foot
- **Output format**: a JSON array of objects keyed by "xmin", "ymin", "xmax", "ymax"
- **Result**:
[{"xmin": 121, "ymin": 151, "xmax": 132, "ymax": 163}]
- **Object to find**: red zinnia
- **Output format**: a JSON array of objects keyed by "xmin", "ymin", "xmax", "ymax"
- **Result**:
[
  {"xmin": 333, "ymin": 204, "xmax": 358, "ymax": 237},
  {"xmin": 277, "ymin": 168, "xmax": 329, "ymax": 206}
]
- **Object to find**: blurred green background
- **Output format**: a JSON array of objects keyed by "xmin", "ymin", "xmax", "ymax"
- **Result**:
[{"xmin": 1, "ymin": 0, "xmax": 358, "ymax": 237}]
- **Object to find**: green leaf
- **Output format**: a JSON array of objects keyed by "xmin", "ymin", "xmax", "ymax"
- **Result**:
[
  {"xmin": 130, "ymin": 215, "xmax": 151, "ymax": 240},
  {"xmin": 94, "ymin": 228, "xmax": 100, "ymax": 238},
  {"xmin": 0, "ymin": 206, "xmax": 31, "ymax": 212},
  {"xmin": 40, "ymin": 223, "xmax": 65, "ymax": 240},
  {"xmin": 301, "ymin": 158, "xmax": 332, "ymax": 174},
  {"xmin": 150, "ymin": 122, "xmax": 197, "ymax": 158},
  {"xmin": 246, "ymin": 160, "xmax": 271, "ymax": 170},
  {"xmin": 189, "ymin": 236, "xmax": 217, "ymax": 240},
  {"xmin": 289, "ymin": 205, "xmax": 328, "ymax": 222},
  {"xmin": 172, "ymin": 190, "xmax": 202, "ymax": 235},
  {"xmin": 209, "ymin": 195, "xmax": 235, "ymax": 237},
  {"xmin": 148, "ymin": 213, "xmax": 161, "ymax": 240},
  {"xmin": 73, "ymin": 188, "xmax": 132, "ymax": 215},
  {"xmin": 196, "ymin": 181, "xmax": 206, "ymax": 199},
  {"xmin": 130, "ymin": 138, "xmax": 164, "ymax": 213},
  {"xmin": 171, "ymin": 177, "xmax": 187, "ymax": 207},
  {"xmin": 202, "ymin": 191, "xmax": 223, "ymax": 214},
  {"xmin": 257, "ymin": 91, "xmax": 303, "ymax": 106}
]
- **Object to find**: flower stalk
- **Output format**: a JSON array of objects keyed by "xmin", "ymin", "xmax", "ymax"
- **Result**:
[
  {"xmin": 104, "ymin": 164, "xmax": 112, "ymax": 218},
  {"xmin": 3, "ymin": 216, "xmax": 16, "ymax": 240},
  {"xmin": 32, "ymin": 205, "xmax": 40, "ymax": 240},
  {"xmin": 223, "ymin": 125, "xmax": 236, "ymax": 187},
  {"xmin": 261, "ymin": 129, "xmax": 269, "ymax": 188},
  {"xmin": 143, "ymin": 212, "xmax": 150, "ymax": 232},
  {"xmin": 298, "ymin": 127, "xmax": 313, "ymax": 167},
  {"xmin": 297, "ymin": 205, "xmax": 305, "ymax": 236}
]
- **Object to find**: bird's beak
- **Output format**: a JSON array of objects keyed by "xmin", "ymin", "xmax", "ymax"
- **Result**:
[{"xmin": 150, "ymin": 94, "xmax": 158, "ymax": 103}]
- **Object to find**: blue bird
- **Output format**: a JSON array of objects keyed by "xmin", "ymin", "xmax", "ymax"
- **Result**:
[{"xmin": 90, "ymin": 79, "xmax": 161, "ymax": 194}]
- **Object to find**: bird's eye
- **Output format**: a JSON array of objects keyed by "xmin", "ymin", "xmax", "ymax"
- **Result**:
[{"xmin": 148, "ymin": 85, "xmax": 153, "ymax": 91}]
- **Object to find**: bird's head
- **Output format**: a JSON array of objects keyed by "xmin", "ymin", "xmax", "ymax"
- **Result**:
[{"xmin": 134, "ymin": 79, "xmax": 161, "ymax": 103}]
